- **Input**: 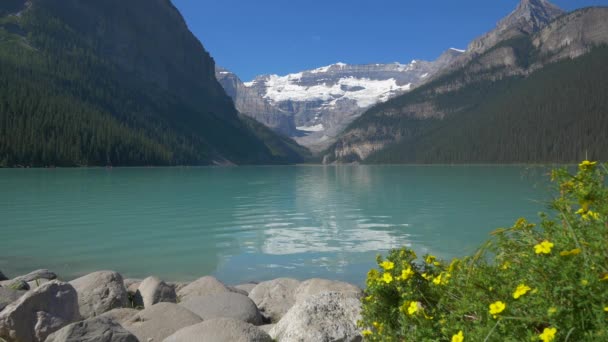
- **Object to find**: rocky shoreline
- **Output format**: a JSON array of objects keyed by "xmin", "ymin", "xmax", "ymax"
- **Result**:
[{"xmin": 0, "ymin": 269, "xmax": 364, "ymax": 342}]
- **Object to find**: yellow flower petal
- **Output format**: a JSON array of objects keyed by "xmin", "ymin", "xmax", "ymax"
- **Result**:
[
  {"xmin": 539, "ymin": 327, "xmax": 557, "ymax": 342},
  {"xmin": 489, "ymin": 301, "xmax": 506, "ymax": 317},
  {"xmin": 451, "ymin": 330, "xmax": 464, "ymax": 342}
]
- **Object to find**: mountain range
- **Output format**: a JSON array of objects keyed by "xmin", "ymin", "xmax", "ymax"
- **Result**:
[
  {"xmin": 216, "ymin": 48, "xmax": 463, "ymax": 151},
  {"xmin": 323, "ymin": 0, "xmax": 608, "ymax": 163},
  {"xmin": 0, "ymin": 0, "xmax": 606, "ymax": 166}
]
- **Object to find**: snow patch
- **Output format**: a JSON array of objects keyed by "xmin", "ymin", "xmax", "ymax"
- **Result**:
[{"xmin": 297, "ymin": 124, "xmax": 325, "ymax": 132}]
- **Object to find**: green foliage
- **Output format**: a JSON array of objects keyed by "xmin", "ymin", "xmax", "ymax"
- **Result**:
[{"xmin": 361, "ymin": 161, "xmax": 608, "ymax": 341}]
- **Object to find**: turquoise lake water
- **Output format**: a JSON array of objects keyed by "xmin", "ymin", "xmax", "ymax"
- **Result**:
[{"xmin": 0, "ymin": 166, "xmax": 551, "ymax": 286}]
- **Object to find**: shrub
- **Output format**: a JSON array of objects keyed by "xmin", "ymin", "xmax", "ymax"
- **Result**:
[{"xmin": 360, "ymin": 161, "xmax": 608, "ymax": 341}]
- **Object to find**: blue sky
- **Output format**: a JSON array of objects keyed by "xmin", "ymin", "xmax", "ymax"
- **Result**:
[{"xmin": 172, "ymin": 0, "xmax": 608, "ymax": 81}]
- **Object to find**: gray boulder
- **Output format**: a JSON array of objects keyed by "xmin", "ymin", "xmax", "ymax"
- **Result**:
[
  {"xmin": 99, "ymin": 308, "xmax": 139, "ymax": 325},
  {"xmin": 123, "ymin": 279, "xmax": 142, "ymax": 291},
  {"xmin": 269, "ymin": 292, "xmax": 362, "ymax": 342},
  {"xmin": 163, "ymin": 318, "xmax": 272, "ymax": 342},
  {"xmin": 44, "ymin": 316, "xmax": 138, "ymax": 342},
  {"xmin": 0, "ymin": 287, "xmax": 25, "ymax": 312},
  {"xmin": 28, "ymin": 279, "xmax": 51, "ymax": 290},
  {"xmin": 70, "ymin": 271, "xmax": 128, "ymax": 319},
  {"xmin": 167, "ymin": 282, "xmax": 189, "ymax": 294},
  {"xmin": 248, "ymin": 278, "xmax": 300, "ymax": 322},
  {"xmin": 123, "ymin": 302, "xmax": 202, "ymax": 342},
  {"xmin": 294, "ymin": 278, "xmax": 363, "ymax": 303},
  {"xmin": 179, "ymin": 292, "xmax": 263, "ymax": 325},
  {"xmin": 12, "ymin": 269, "xmax": 57, "ymax": 283},
  {"xmin": 137, "ymin": 276, "xmax": 176, "ymax": 308},
  {"xmin": 234, "ymin": 283, "xmax": 257, "ymax": 295},
  {"xmin": 0, "ymin": 281, "xmax": 80, "ymax": 342},
  {"xmin": 176, "ymin": 276, "xmax": 232, "ymax": 301}
]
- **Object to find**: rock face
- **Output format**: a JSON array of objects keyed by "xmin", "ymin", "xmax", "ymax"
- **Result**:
[
  {"xmin": 0, "ymin": 281, "xmax": 80, "ymax": 342},
  {"xmin": 122, "ymin": 302, "xmax": 202, "ymax": 342},
  {"xmin": 1, "ymin": 269, "xmax": 57, "ymax": 290},
  {"xmin": 248, "ymin": 278, "xmax": 301, "ymax": 323},
  {"xmin": 0, "ymin": 287, "xmax": 25, "ymax": 312},
  {"xmin": 294, "ymin": 278, "xmax": 363, "ymax": 303},
  {"xmin": 234, "ymin": 283, "xmax": 257, "ymax": 295},
  {"xmin": 44, "ymin": 317, "xmax": 138, "ymax": 342},
  {"xmin": 163, "ymin": 318, "xmax": 272, "ymax": 342},
  {"xmin": 136, "ymin": 276, "xmax": 176, "ymax": 308},
  {"xmin": 176, "ymin": 276, "xmax": 232, "ymax": 301},
  {"xmin": 179, "ymin": 292, "xmax": 263, "ymax": 325},
  {"xmin": 69, "ymin": 271, "xmax": 128, "ymax": 319},
  {"xmin": 217, "ymin": 48, "xmax": 463, "ymax": 152},
  {"xmin": 269, "ymin": 292, "xmax": 362, "ymax": 342},
  {"xmin": 0, "ymin": 271, "xmax": 7, "ymax": 281}
]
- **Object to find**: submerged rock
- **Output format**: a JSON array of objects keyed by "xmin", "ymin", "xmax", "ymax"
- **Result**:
[
  {"xmin": 179, "ymin": 292, "xmax": 263, "ymax": 325},
  {"xmin": 269, "ymin": 292, "xmax": 362, "ymax": 342},
  {"xmin": 0, "ymin": 281, "xmax": 80, "ymax": 342},
  {"xmin": 123, "ymin": 302, "xmax": 202, "ymax": 342},
  {"xmin": 44, "ymin": 316, "xmax": 138, "ymax": 342},
  {"xmin": 70, "ymin": 271, "xmax": 128, "ymax": 319},
  {"xmin": 163, "ymin": 318, "xmax": 272, "ymax": 342},
  {"xmin": 248, "ymin": 278, "xmax": 301, "ymax": 323}
]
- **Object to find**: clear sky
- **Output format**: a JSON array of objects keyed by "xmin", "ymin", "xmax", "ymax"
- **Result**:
[{"xmin": 171, "ymin": 0, "xmax": 608, "ymax": 81}]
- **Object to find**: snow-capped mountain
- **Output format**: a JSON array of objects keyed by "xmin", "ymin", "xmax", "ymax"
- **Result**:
[{"xmin": 216, "ymin": 48, "xmax": 463, "ymax": 151}]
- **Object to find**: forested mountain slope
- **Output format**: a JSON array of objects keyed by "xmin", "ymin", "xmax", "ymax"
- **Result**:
[
  {"xmin": 0, "ymin": 0, "xmax": 307, "ymax": 167},
  {"xmin": 323, "ymin": 6, "xmax": 608, "ymax": 164}
]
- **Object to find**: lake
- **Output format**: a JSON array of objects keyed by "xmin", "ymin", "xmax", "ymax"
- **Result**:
[{"xmin": 0, "ymin": 166, "xmax": 550, "ymax": 286}]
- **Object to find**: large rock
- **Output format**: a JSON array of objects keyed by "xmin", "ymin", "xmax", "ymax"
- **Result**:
[
  {"xmin": 123, "ymin": 302, "xmax": 202, "ymax": 342},
  {"xmin": 137, "ymin": 276, "xmax": 176, "ymax": 308},
  {"xmin": 99, "ymin": 308, "xmax": 139, "ymax": 325},
  {"xmin": 12, "ymin": 269, "xmax": 57, "ymax": 283},
  {"xmin": 0, "ymin": 287, "xmax": 25, "ymax": 312},
  {"xmin": 163, "ymin": 318, "xmax": 272, "ymax": 342},
  {"xmin": 70, "ymin": 271, "xmax": 128, "ymax": 319},
  {"xmin": 123, "ymin": 279, "xmax": 142, "ymax": 290},
  {"xmin": 269, "ymin": 292, "xmax": 362, "ymax": 342},
  {"xmin": 179, "ymin": 292, "xmax": 263, "ymax": 325},
  {"xmin": 294, "ymin": 278, "xmax": 363, "ymax": 303},
  {"xmin": 28, "ymin": 279, "xmax": 51, "ymax": 290},
  {"xmin": 0, "ymin": 270, "xmax": 7, "ymax": 281},
  {"xmin": 0, "ymin": 281, "xmax": 80, "ymax": 342},
  {"xmin": 176, "ymin": 276, "xmax": 232, "ymax": 301},
  {"xmin": 44, "ymin": 316, "xmax": 138, "ymax": 342},
  {"xmin": 234, "ymin": 283, "xmax": 257, "ymax": 295},
  {"xmin": 248, "ymin": 278, "xmax": 300, "ymax": 322}
]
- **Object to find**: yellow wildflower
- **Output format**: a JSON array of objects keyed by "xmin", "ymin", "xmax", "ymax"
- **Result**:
[
  {"xmin": 548, "ymin": 307, "xmax": 557, "ymax": 315},
  {"xmin": 425, "ymin": 255, "xmax": 437, "ymax": 264},
  {"xmin": 380, "ymin": 260, "xmax": 395, "ymax": 270},
  {"xmin": 489, "ymin": 301, "xmax": 506, "ymax": 318},
  {"xmin": 579, "ymin": 160, "xmax": 597, "ymax": 171},
  {"xmin": 501, "ymin": 261, "xmax": 511, "ymax": 270},
  {"xmin": 582, "ymin": 211, "xmax": 600, "ymax": 221},
  {"xmin": 382, "ymin": 272, "xmax": 393, "ymax": 284},
  {"xmin": 560, "ymin": 248, "xmax": 581, "ymax": 256},
  {"xmin": 575, "ymin": 208, "xmax": 586, "ymax": 215},
  {"xmin": 407, "ymin": 301, "xmax": 420, "ymax": 315},
  {"xmin": 452, "ymin": 330, "xmax": 464, "ymax": 342},
  {"xmin": 539, "ymin": 327, "xmax": 557, "ymax": 342},
  {"xmin": 600, "ymin": 274, "xmax": 608, "ymax": 281},
  {"xmin": 362, "ymin": 329, "xmax": 373, "ymax": 337},
  {"xmin": 604, "ymin": 307, "xmax": 608, "ymax": 312},
  {"xmin": 421, "ymin": 273, "xmax": 433, "ymax": 281},
  {"xmin": 534, "ymin": 240, "xmax": 554, "ymax": 254},
  {"xmin": 581, "ymin": 279, "xmax": 589, "ymax": 286},
  {"xmin": 365, "ymin": 295, "xmax": 373, "ymax": 301},
  {"xmin": 399, "ymin": 267, "xmax": 414, "ymax": 281},
  {"xmin": 513, "ymin": 284, "xmax": 532, "ymax": 299}
]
